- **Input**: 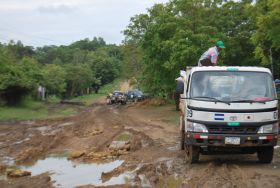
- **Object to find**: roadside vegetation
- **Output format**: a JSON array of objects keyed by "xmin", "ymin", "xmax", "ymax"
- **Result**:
[
  {"xmin": 0, "ymin": 98, "xmax": 76, "ymax": 121},
  {"xmin": 0, "ymin": 37, "xmax": 123, "ymax": 106},
  {"xmin": 0, "ymin": 79, "xmax": 122, "ymax": 121},
  {"xmin": 123, "ymin": 0, "xmax": 280, "ymax": 97},
  {"xmin": 69, "ymin": 78, "xmax": 122, "ymax": 105}
]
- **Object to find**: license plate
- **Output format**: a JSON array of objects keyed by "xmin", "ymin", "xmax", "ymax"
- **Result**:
[{"xmin": 225, "ymin": 137, "xmax": 240, "ymax": 145}]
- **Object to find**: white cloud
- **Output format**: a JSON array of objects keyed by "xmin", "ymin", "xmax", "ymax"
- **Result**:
[
  {"xmin": 37, "ymin": 5, "xmax": 76, "ymax": 14},
  {"xmin": 0, "ymin": 0, "xmax": 169, "ymax": 46}
]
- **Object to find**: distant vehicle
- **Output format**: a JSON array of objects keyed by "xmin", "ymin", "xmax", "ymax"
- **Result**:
[
  {"xmin": 106, "ymin": 91, "xmax": 127, "ymax": 105},
  {"xmin": 126, "ymin": 90, "xmax": 145, "ymax": 102}
]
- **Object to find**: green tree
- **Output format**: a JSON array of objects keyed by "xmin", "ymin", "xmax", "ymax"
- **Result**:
[
  {"xmin": 216, "ymin": 0, "xmax": 257, "ymax": 66},
  {"xmin": 121, "ymin": 43, "xmax": 143, "ymax": 78},
  {"xmin": 252, "ymin": 0, "xmax": 280, "ymax": 78},
  {"xmin": 0, "ymin": 55, "xmax": 41, "ymax": 105},
  {"xmin": 7, "ymin": 40, "xmax": 35, "ymax": 60},
  {"xmin": 65, "ymin": 64, "xmax": 94, "ymax": 97},
  {"xmin": 124, "ymin": 0, "xmax": 258, "ymax": 97},
  {"xmin": 42, "ymin": 64, "xmax": 66, "ymax": 96},
  {"xmin": 70, "ymin": 37, "xmax": 106, "ymax": 51},
  {"xmin": 1, "ymin": 36, "xmax": 124, "ymax": 103},
  {"xmin": 86, "ymin": 48, "xmax": 121, "ymax": 87}
]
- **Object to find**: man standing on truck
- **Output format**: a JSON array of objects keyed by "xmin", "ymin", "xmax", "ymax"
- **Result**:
[{"xmin": 198, "ymin": 41, "xmax": 225, "ymax": 66}]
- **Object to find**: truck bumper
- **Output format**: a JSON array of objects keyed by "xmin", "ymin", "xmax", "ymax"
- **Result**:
[{"xmin": 185, "ymin": 133, "xmax": 278, "ymax": 147}]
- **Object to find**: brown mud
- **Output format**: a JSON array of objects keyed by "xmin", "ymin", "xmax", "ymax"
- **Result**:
[{"xmin": 0, "ymin": 98, "xmax": 279, "ymax": 187}]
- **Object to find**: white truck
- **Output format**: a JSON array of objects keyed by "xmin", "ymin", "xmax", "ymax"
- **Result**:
[{"xmin": 179, "ymin": 66, "xmax": 279, "ymax": 163}]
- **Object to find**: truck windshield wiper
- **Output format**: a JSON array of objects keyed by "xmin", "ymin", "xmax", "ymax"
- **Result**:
[
  {"xmin": 191, "ymin": 96, "xmax": 231, "ymax": 105},
  {"xmin": 229, "ymin": 100, "xmax": 267, "ymax": 104}
]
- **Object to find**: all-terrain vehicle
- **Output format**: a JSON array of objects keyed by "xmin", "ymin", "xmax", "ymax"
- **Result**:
[
  {"xmin": 179, "ymin": 66, "xmax": 278, "ymax": 163},
  {"xmin": 106, "ymin": 91, "xmax": 127, "ymax": 105}
]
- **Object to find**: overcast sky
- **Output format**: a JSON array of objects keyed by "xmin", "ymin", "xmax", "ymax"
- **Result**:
[{"xmin": 0, "ymin": 0, "xmax": 169, "ymax": 47}]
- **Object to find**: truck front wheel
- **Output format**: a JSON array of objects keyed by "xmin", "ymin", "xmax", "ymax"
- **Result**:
[
  {"xmin": 185, "ymin": 145, "xmax": 200, "ymax": 164},
  {"xmin": 257, "ymin": 147, "xmax": 274, "ymax": 163}
]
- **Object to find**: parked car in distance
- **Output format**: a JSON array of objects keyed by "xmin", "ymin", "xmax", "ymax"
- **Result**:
[
  {"xmin": 126, "ymin": 89, "xmax": 145, "ymax": 102},
  {"xmin": 106, "ymin": 91, "xmax": 127, "ymax": 105}
]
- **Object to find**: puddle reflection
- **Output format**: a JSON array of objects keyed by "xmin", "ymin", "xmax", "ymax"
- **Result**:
[{"xmin": 21, "ymin": 157, "xmax": 126, "ymax": 187}]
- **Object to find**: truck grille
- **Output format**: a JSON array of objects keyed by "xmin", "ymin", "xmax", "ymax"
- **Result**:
[{"xmin": 207, "ymin": 126, "xmax": 259, "ymax": 134}]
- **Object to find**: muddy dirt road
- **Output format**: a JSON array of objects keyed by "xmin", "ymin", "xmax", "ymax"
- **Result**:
[{"xmin": 0, "ymin": 99, "xmax": 279, "ymax": 187}]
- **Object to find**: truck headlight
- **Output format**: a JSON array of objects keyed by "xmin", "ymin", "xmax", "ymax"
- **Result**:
[
  {"xmin": 258, "ymin": 123, "xmax": 278, "ymax": 134},
  {"xmin": 186, "ymin": 122, "xmax": 208, "ymax": 133}
]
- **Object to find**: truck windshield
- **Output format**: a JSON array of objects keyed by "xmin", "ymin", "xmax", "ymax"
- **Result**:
[{"xmin": 190, "ymin": 71, "xmax": 276, "ymax": 102}]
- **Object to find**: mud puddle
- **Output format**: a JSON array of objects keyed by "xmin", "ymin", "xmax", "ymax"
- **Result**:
[{"xmin": 19, "ymin": 157, "xmax": 132, "ymax": 187}]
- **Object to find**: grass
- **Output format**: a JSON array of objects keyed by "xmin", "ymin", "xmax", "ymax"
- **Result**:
[
  {"xmin": 115, "ymin": 132, "xmax": 132, "ymax": 142},
  {"xmin": 146, "ymin": 104, "xmax": 180, "ymax": 125},
  {"xmin": 46, "ymin": 95, "xmax": 61, "ymax": 103},
  {"xmin": 0, "ymin": 79, "xmax": 123, "ymax": 121},
  {"xmin": 157, "ymin": 176, "xmax": 183, "ymax": 188},
  {"xmin": 70, "ymin": 78, "xmax": 122, "ymax": 106},
  {"xmin": 0, "ymin": 98, "xmax": 77, "ymax": 121},
  {"xmin": 70, "ymin": 93, "xmax": 104, "ymax": 106},
  {"xmin": 98, "ymin": 78, "xmax": 122, "ymax": 94},
  {"xmin": 0, "ymin": 100, "xmax": 48, "ymax": 121},
  {"xmin": 50, "ymin": 108, "xmax": 77, "ymax": 118}
]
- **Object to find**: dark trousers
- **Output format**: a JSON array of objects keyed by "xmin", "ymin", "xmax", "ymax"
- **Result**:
[{"xmin": 199, "ymin": 58, "xmax": 213, "ymax": 66}]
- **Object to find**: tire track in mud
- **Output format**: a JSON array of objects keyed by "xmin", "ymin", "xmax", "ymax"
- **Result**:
[
  {"xmin": 120, "ymin": 109, "xmax": 179, "ymax": 147},
  {"xmin": 1, "ymin": 102, "xmax": 280, "ymax": 187},
  {"xmin": 79, "ymin": 104, "xmax": 280, "ymax": 188},
  {"xmin": 182, "ymin": 158, "xmax": 280, "ymax": 188},
  {"xmin": 184, "ymin": 162, "xmax": 245, "ymax": 187}
]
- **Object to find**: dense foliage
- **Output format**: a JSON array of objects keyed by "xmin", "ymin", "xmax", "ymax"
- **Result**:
[
  {"xmin": 0, "ymin": 37, "xmax": 123, "ymax": 105},
  {"xmin": 123, "ymin": 0, "xmax": 280, "ymax": 97}
]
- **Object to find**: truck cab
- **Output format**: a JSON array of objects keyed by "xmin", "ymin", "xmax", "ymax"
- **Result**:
[{"xmin": 179, "ymin": 66, "xmax": 279, "ymax": 163}]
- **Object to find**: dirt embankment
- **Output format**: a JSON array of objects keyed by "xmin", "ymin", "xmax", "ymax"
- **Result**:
[
  {"xmin": 0, "ymin": 99, "xmax": 279, "ymax": 187},
  {"xmin": 119, "ymin": 80, "xmax": 133, "ymax": 92}
]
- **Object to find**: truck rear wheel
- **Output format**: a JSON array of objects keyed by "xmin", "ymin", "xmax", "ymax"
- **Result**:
[
  {"xmin": 185, "ymin": 145, "xmax": 200, "ymax": 164},
  {"xmin": 257, "ymin": 147, "xmax": 274, "ymax": 163}
]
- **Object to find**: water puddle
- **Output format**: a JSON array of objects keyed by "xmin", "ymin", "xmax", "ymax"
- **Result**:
[
  {"xmin": 1, "ymin": 156, "xmax": 15, "ymax": 166},
  {"xmin": 19, "ymin": 157, "xmax": 131, "ymax": 187},
  {"xmin": 167, "ymin": 145, "xmax": 179, "ymax": 151},
  {"xmin": 274, "ymin": 145, "xmax": 280, "ymax": 149},
  {"xmin": 0, "ymin": 156, "xmax": 15, "ymax": 181},
  {"xmin": 167, "ymin": 144, "xmax": 179, "ymax": 151},
  {"xmin": 31, "ymin": 126, "xmax": 62, "ymax": 136},
  {"xmin": 0, "ymin": 175, "xmax": 6, "ymax": 181},
  {"xmin": 12, "ymin": 138, "xmax": 30, "ymax": 145},
  {"xmin": 139, "ymin": 174, "xmax": 152, "ymax": 187},
  {"xmin": 20, "ymin": 120, "xmax": 35, "ymax": 125},
  {"xmin": 30, "ymin": 126, "xmax": 51, "ymax": 135},
  {"xmin": 57, "ymin": 122, "xmax": 74, "ymax": 128},
  {"xmin": 156, "ymin": 157, "xmax": 173, "ymax": 162}
]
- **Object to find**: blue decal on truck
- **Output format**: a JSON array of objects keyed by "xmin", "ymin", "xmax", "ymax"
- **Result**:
[{"xmin": 214, "ymin": 113, "xmax": 224, "ymax": 120}]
